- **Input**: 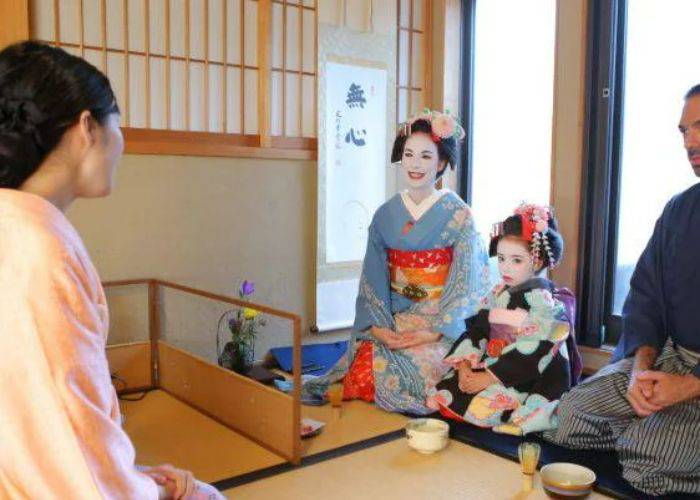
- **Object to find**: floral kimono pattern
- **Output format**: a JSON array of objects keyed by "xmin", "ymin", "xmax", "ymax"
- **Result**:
[
  {"xmin": 427, "ymin": 278, "xmax": 572, "ymax": 434},
  {"xmin": 303, "ymin": 191, "xmax": 490, "ymax": 415}
]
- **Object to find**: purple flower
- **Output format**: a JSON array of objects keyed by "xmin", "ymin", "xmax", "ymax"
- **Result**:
[{"xmin": 239, "ymin": 280, "xmax": 255, "ymax": 297}]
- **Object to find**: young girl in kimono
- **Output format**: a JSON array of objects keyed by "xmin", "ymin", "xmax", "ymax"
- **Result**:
[
  {"xmin": 304, "ymin": 111, "xmax": 490, "ymax": 414},
  {"xmin": 0, "ymin": 42, "xmax": 222, "ymax": 499},
  {"xmin": 427, "ymin": 204, "xmax": 572, "ymax": 434}
]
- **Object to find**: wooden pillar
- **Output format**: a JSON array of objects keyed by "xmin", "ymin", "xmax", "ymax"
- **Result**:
[
  {"xmin": 258, "ymin": 0, "xmax": 272, "ymax": 147},
  {"xmin": 0, "ymin": 0, "xmax": 30, "ymax": 49},
  {"xmin": 422, "ymin": 0, "xmax": 433, "ymax": 110},
  {"xmin": 148, "ymin": 280, "xmax": 161, "ymax": 387},
  {"xmin": 549, "ymin": 0, "xmax": 588, "ymax": 291}
]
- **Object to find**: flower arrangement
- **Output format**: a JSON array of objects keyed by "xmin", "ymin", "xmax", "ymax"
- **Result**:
[{"xmin": 217, "ymin": 280, "xmax": 266, "ymax": 374}]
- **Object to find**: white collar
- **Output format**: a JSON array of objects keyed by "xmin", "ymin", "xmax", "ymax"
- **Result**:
[{"xmin": 400, "ymin": 189, "xmax": 449, "ymax": 221}]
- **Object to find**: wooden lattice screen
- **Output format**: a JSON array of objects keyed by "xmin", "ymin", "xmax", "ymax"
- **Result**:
[
  {"xmin": 397, "ymin": 0, "xmax": 431, "ymax": 122},
  {"xmin": 27, "ymin": 0, "xmax": 317, "ymax": 158}
]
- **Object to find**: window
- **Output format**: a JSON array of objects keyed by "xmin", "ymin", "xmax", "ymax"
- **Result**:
[
  {"xmin": 458, "ymin": 0, "xmax": 557, "ymax": 246},
  {"xmin": 579, "ymin": 0, "xmax": 700, "ymax": 346},
  {"xmin": 612, "ymin": 0, "xmax": 700, "ymax": 314}
]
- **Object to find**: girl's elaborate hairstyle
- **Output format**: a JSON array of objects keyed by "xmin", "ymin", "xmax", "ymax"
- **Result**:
[{"xmin": 489, "ymin": 203, "xmax": 564, "ymax": 270}]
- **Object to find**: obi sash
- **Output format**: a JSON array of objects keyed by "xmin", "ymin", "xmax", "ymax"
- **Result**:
[{"xmin": 387, "ymin": 247, "xmax": 453, "ymax": 301}]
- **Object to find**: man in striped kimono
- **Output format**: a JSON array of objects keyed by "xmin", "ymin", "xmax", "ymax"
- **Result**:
[{"xmin": 546, "ymin": 85, "xmax": 700, "ymax": 496}]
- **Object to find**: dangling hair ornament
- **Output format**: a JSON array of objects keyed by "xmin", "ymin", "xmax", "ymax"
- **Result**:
[
  {"xmin": 514, "ymin": 203, "xmax": 557, "ymax": 269},
  {"xmin": 490, "ymin": 221, "xmax": 504, "ymax": 240},
  {"xmin": 398, "ymin": 109, "xmax": 467, "ymax": 143}
]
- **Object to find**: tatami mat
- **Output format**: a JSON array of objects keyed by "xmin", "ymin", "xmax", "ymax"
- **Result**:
[
  {"xmin": 224, "ymin": 438, "xmax": 611, "ymax": 499},
  {"xmin": 120, "ymin": 390, "xmax": 286, "ymax": 483},
  {"xmin": 300, "ymin": 393, "xmax": 409, "ymax": 456}
]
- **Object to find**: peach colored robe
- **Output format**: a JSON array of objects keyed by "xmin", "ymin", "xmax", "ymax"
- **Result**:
[{"xmin": 0, "ymin": 189, "xmax": 159, "ymax": 499}]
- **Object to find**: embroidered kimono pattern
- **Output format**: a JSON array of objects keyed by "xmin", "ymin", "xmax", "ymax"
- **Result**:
[
  {"xmin": 304, "ymin": 190, "xmax": 490, "ymax": 415},
  {"xmin": 427, "ymin": 278, "xmax": 572, "ymax": 434}
]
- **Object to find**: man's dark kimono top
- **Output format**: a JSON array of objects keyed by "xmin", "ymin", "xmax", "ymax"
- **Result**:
[{"xmin": 613, "ymin": 182, "xmax": 700, "ymax": 377}]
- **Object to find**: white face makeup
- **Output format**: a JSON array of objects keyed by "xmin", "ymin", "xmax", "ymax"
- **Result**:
[
  {"xmin": 496, "ymin": 237, "xmax": 537, "ymax": 287},
  {"xmin": 400, "ymin": 132, "xmax": 444, "ymax": 191}
]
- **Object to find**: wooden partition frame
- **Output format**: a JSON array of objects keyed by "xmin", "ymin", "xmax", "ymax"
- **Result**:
[{"xmin": 103, "ymin": 278, "xmax": 302, "ymax": 464}]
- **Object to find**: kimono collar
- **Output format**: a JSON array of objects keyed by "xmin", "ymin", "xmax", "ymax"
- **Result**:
[
  {"xmin": 506, "ymin": 277, "xmax": 554, "ymax": 296},
  {"xmin": 400, "ymin": 188, "xmax": 449, "ymax": 221}
]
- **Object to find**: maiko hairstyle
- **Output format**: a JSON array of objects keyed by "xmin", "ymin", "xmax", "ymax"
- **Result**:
[
  {"xmin": 0, "ymin": 41, "xmax": 119, "ymax": 188},
  {"xmin": 390, "ymin": 110, "xmax": 464, "ymax": 179},
  {"xmin": 489, "ymin": 204, "xmax": 564, "ymax": 270}
]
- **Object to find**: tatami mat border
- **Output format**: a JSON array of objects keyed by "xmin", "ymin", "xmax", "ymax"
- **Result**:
[{"xmin": 212, "ymin": 429, "xmax": 405, "ymax": 491}]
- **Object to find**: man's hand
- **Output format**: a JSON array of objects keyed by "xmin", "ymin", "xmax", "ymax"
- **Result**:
[
  {"xmin": 626, "ymin": 345, "xmax": 662, "ymax": 417},
  {"xmin": 636, "ymin": 370, "xmax": 700, "ymax": 408},
  {"xmin": 627, "ymin": 369, "xmax": 663, "ymax": 417}
]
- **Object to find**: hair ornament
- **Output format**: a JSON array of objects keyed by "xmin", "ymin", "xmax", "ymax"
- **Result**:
[
  {"xmin": 513, "ymin": 202, "xmax": 557, "ymax": 269},
  {"xmin": 397, "ymin": 109, "xmax": 466, "ymax": 143}
]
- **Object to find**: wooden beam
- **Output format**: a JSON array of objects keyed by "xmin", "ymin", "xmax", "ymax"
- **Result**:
[
  {"xmin": 121, "ymin": 128, "xmax": 316, "ymax": 160},
  {"xmin": 148, "ymin": 280, "xmax": 161, "ymax": 387},
  {"xmin": 422, "ymin": 0, "xmax": 433, "ymax": 109},
  {"xmin": 291, "ymin": 315, "xmax": 301, "ymax": 463},
  {"xmin": 157, "ymin": 279, "xmax": 301, "ymax": 321},
  {"xmin": 258, "ymin": 0, "xmax": 272, "ymax": 147},
  {"xmin": 407, "ymin": 0, "xmax": 413, "ymax": 115},
  {"xmin": 0, "ymin": 0, "xmax": 29, "ymax": 49}
]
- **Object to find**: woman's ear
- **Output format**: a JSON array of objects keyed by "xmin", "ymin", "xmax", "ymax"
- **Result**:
[
  {"xmin": 77, "ymin": 110, "xmax": 96, "ymax": 150},
  {"xmin": 437, "ymin": 159, "xmax": 447, "ymax": 174}
]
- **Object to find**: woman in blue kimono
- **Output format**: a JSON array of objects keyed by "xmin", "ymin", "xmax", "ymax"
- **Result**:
[{"xmin": 304, "ymin": 111, "xmax": 490, "ymax": 414}]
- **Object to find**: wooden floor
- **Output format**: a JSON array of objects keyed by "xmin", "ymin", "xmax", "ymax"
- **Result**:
[
  {"xmin": 225, "ymin": 438, "xmax": 612, "ymax": 499},
  {"xmin": 120, "ymin": 390, "xmax": 286, "ymax": 483}
]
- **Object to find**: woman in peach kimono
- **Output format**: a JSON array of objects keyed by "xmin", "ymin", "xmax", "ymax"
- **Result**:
[{"xmin": 0, "ymin": 42, "xmax": 223, "ymax": 499}]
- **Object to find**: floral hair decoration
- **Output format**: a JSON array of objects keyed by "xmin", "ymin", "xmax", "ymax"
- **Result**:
[
  {"xmin": 399, "ymin": 109, "xmax": 466, "ymax": 143},
  {"xmin": 491, "ymin": 203, "xmax": 558, "ymax": 269}
]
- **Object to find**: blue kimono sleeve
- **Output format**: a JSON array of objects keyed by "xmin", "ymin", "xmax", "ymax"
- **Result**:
[
  {"xmin": 353, "ymin": 218, "xmax": 395, "ymax": 333},
  {"xmin": 613, "ymin": 216, "xmax": 668, "ymax": 362},
  {"xmin": 434, "ymin": 212, "xmax": 490, "ymax": 340}
]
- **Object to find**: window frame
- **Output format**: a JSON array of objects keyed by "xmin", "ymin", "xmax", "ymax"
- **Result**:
[
  {"xmin": 577, "ymin": 0, "xmax": 627, "ymax": 347},
  {"xmin": 457, "ymin": 0, "xmax": 476, "ymax": 204}
]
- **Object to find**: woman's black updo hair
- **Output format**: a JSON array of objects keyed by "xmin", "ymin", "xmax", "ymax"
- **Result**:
[
  {"xmin": 390, "ymin": 118, "xmax": 459, "ymax": 179},
  {"xmin": 488, "ymin": 210, "xmax": 564, "ymax": 270},
  {"xmin": 0, "ymin": 41, "xmax": 119, "ymax": 188}
]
